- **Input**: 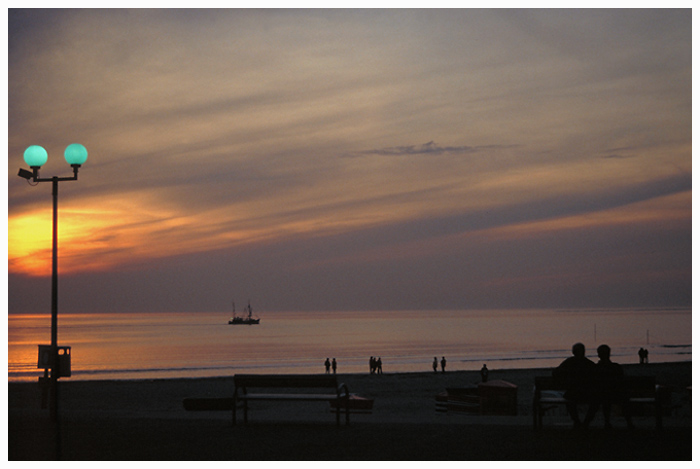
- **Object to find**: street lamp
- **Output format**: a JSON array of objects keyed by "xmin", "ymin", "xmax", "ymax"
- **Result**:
[{"xmin": 17, "ymin": 143, "xmax": 88, "ymax": 421}]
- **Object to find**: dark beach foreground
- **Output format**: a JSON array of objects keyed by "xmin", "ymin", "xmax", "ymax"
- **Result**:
[{"xmin": 8, "ymin": 362, "xmax": 691, "ymax": 460}]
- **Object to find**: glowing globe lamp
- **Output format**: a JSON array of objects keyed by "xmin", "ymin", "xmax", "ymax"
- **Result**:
[
  {"xmin": 24, "ymin": 145, "xmax": 48, "ymax": 168},
  {"xmin": 64, "ymin": 143, "xmax": 88, "ymax": 166}
]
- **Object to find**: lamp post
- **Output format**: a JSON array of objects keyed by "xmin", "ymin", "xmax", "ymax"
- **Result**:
[{"xmin": 18, "ymin": 143, "xmax": 87, "ymax": 421}]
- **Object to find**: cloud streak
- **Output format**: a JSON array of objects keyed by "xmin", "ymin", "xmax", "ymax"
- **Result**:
[
  {"xmin": 7, "ymin": 9, "xmax": 691, "ymax": 313},
  {"xmin": 354, "ymin": 141, "xmax": 521, "ymax": 158}
]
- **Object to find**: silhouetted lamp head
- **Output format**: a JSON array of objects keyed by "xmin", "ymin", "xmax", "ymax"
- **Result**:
[
  {"xmin": 23, "ymin": 145, "xmax": 48, "ymax": 168},
  {"xmin": 64, "ymin": 143, "xmax": 88, "ymax": 167}
]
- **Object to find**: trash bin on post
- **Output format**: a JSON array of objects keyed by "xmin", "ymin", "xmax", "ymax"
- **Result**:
[
  {"xmin": 478, "ymin": 379, "xmax": 518, "ymax": 415},
  {"xmin": 56, "ymin": 346, "xmax": 71, "ymax": 378},
  {"xmin": 37, "ymin": 344, "xmax": 71, "ymax": 378}
]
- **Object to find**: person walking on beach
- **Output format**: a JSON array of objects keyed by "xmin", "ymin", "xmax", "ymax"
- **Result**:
[
  {"xmin": 376, "ymin": 357, "xmax": 383, "ymax": 374},
  {"xmin": 440, "ymin": 357, "xmax": 446, "ymax": 373},
  {"xmin": 481, "ymin": 364, "xmax": 489, "ymax": 382},
  {"xmin": 553, "ymin": 342, "xmax": 595, "ymax": 428},
  {"xmin": 638, "ymin": 347, "xmax": 649, "ymax": 364},
  {"xmin": 325, "ymin": 358, "xmax": 331, "ymax": 374},
  {"xmin": 369, "ymin": 356, "xmax": 375, "ymax": 374},
  {"xmin": 332, "ymin": 358, "xmax": 337, "ymax": 374},
  {"xmin": 432, "ymin": 357, "xmax": 438, "ymax": 373}
]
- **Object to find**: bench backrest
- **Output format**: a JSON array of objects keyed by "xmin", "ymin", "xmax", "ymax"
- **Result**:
[
  {"xmin": 234, "ymin": 374, "xmax": 338, "ymax": 389},
  {"xmin": 534, "ymin": 376, "xmax": 563, "ymax": 391},
  {"xmin": 534, "ymin": 376, "xmax": 656, "ymax": 394},
  {"xmin": 624, "ymin": 376, "xmax": 657, "ymax": 398}
]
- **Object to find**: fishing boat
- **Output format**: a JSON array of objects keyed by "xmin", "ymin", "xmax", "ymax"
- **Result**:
[{"xmin": 228, "ymin": 301, "xmax": 260, "ymax": 325}]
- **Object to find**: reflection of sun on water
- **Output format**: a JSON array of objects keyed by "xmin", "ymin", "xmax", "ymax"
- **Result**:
[{"xmin": 8, "ymin": 310, "xmax": 691, "ymax": 381}]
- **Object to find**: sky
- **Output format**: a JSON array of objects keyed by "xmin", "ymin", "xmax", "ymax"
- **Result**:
[{"xmin": 7, "ymin": 8, "xmax": 692, "ymax": 314}]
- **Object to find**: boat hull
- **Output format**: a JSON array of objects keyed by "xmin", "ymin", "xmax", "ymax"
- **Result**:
[{"xmin": 228, "ymin": 317, "xmax": 260, "ymax": 325}]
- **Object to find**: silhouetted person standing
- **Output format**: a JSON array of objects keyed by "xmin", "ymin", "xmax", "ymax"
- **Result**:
[
  {"xmin": 332, "ymin": 358, "xmax": 337, "ymax": 374},
  {"xmin": 480, "ymin": 364, "xmax": 489, "ymax": 382},
  {"xmin": 376, "ymin": 357, "xmax": 382, "ymax": 374},
  {"xmin": 369, "ymin": 356, "xmax": 375, "ymax": 374},
  {"xmin": 637, "ymin": 347, "xmax": 649, "ymax": 364},
  {"xmin": 440, "ymin": 356, "xmax": 446, "ymax": 373},
  {"xmin": 553, "ymin": 342, "xmax": 595, "ymax": 428},
  {"xmin": 584, "ymin": 344, "xmax": 634, "ymax": 429},
  {"xmin": 432, "ymin": 357, "xmax": 438, "ymax": 373},
  {"xmin": 325, "ymin": 358, "xmax": 331, "ymax": 374}
]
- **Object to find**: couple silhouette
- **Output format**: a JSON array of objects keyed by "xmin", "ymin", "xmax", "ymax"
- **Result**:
[{"xmin": 553, "ymin": 342, "xmax": 633, "ymax": 429}]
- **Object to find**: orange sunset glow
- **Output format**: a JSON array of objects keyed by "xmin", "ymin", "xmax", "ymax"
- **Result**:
[
  {"xmin": 8, "ymin": 9, "xmax": 691, "ymax": 314},
  {"xmin": 7, "ymin": 10, "xmax": 693, "ymax": 463}
]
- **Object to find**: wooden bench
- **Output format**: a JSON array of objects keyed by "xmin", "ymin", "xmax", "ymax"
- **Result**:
[
  {"xmin": 532, "ymin": 376, "xmax": 662, "ymax": 430},
  {"xmin": 233, "ymin": 374, "xmax": 350, "ymax": 426}
]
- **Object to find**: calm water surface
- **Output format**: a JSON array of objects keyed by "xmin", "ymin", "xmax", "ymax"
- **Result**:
[{"xmin": 8, "ymin": 308, "xmax": 691, "ymax": 381}]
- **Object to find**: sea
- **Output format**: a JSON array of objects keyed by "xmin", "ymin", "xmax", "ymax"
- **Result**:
[{"xmin": 7, "ymin": 308, "xmax": 692, "ymax": 382}]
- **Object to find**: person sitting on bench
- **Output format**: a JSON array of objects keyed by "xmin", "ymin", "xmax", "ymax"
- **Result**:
[
  {"xmin": 583, "ymin": 344, "xmax": 634, "ymax": 429},
  {"xmin": 553, "ymin": 342, "xmax": 595, "ymax": 428}
]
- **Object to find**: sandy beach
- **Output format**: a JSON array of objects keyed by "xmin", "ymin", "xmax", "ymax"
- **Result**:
[{"xmin": 8, "ymin": 361, "xmax": 691, "ymax": 460}]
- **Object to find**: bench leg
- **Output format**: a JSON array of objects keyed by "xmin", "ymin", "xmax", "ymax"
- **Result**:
[
  {"xmin": 233, "ymin": 395, "xmax": 249, "ymax": 425},
  {"xmin": 335, "ymin": 396, "xmax": 350, "ymax": 426},
  {"xmin": 533, "ymin": 402, "xmax": 541, "ymax": 430},
  {"xmin": 532, "ymin": 402, "xmax": 537, "ymax": 430}
]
